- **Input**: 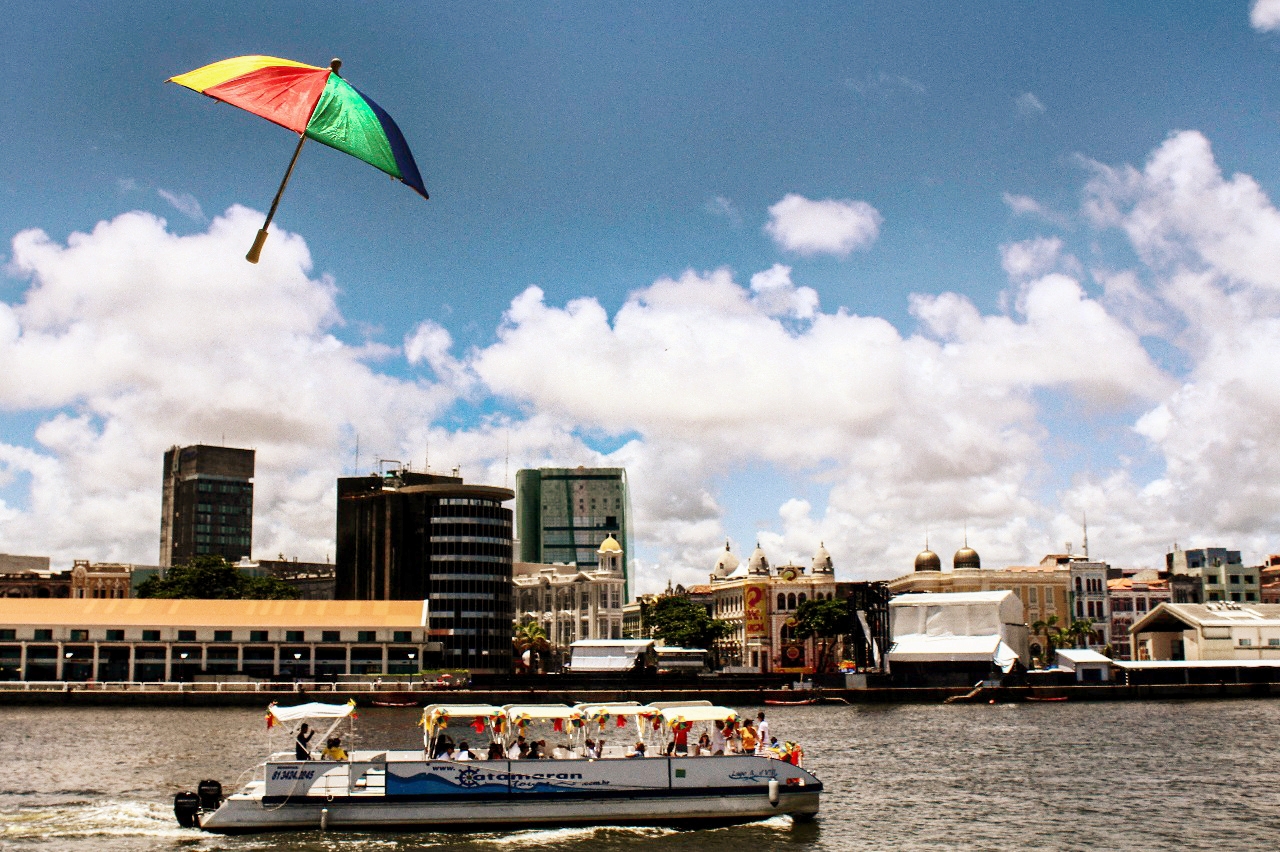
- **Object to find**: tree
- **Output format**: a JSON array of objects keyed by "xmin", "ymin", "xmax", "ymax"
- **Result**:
[
  {"xmin": 513, "ymin": 621, "xmax": 551, "ymax": 673},
  {"xmin": 1030, "ymin": 614, "xmax": 1061, "ymax": 666},
  {"xmin": 793, "ymin": 597, "xmax": 854, "ymax": 673},
  {"xmin": 136, "ymin": 555, "xmax": 300, "ymax": 600},
  {"xmin": 642, "ymin": 595, "xmax": 732, "ymax": 661},
  {"xmin": 1065, "ymin": 618, "xmax": 1096, "ymax": 649}
]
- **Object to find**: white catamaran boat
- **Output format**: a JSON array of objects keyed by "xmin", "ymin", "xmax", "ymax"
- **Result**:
[{"xmin": 176, "ymin": 700, "xmax": 822, "ymax": 834}]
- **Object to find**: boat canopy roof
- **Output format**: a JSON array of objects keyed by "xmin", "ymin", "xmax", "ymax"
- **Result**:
[
  {"xmin": 574, "ymin": 701, "xmax": 658, "ymax": 719},
  {"xmin": 503, "ymin": 703, "xmax": 581, "ymax": 721},
  {"xmin": 658, "ymin": 704, "xmax": 738, "ymax": 726},
  {"xmin": 649, "ymin": 699, "xmax": 712, "ymax": 710},
  {"xmin": 268, "ymin": 700, "xmax": 356, "ymax": 723}
]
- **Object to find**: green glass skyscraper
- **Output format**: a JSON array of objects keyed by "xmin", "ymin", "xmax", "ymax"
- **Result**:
[{"xmin": 516, "ymin": 467, "xmax": 632, "ymax": 601}]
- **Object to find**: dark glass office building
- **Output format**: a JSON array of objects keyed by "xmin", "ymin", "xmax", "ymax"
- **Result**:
[
  {"xmin": 159, "ymin": 445, "xmax": 254, "ymax": 569},
  {"xmin": 335, "ymin": 471, "xmax": 513, "ymax": 674}
]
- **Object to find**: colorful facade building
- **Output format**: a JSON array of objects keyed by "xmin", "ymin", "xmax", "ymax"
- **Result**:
[{"xmin": 512, "ymin": 535, "xmax": 626, "ymax": 650}]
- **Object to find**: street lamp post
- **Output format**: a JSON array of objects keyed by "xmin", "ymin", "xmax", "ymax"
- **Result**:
[
  {"xmin": 178, "ymin": 651, "xmax": 189, "ymax": 685},
  {"xmin": 407, "ymin": 652, "xmax": 416, "ymax": 687}
]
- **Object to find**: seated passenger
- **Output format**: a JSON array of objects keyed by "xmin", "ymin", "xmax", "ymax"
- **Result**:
[
  {"xmin": 507, "ymin": 736, "xmax": 527, "ymax": 759},
  {"xmin": 583, "ymin": 739, "xmax": 597, "ymax": 759},
  {"xmin": 488, "ymin": 741, "xmax": 505, "ymax": 760},
  {"xmin": 455, "ymin": 741, "xmax": 473, "ymax": 761},
  {"xmin": 626, "ymin": 741, "xmax": 647, "ymax": 758},
  {"xmin": 696, "ymin": 732, "xmax": 711, "ymax": 755},
  {"xmin": 439, "ymin": 743, "xmax": 456, "ymax": 760},
  {"xmin": 321, "ymin": 737, "xmax": 348, "ymax": 761}
]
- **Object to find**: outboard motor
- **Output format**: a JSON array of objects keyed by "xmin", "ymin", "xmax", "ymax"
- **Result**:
[
  {"xmin": 197, "ymin": 779, "xmax": 223, "ymax": 811},
  {"xmin": 173, "ymin": 791, "xmax": 201, "ymax": 829}
]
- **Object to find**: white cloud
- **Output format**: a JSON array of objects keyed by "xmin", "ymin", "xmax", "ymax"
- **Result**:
[
  {"xmin": 1252, "ymin": 0, "xmax": 1280, "ymax": 31},
  {"xmin": 156, "ymin": 189, "xmax": 204, "ymax": 221},
  {"xmin": 706, "ymin": 195, "xmax": 741, "ymax": 224},
  {"xmin": 765, "ymin": 193, "xmax": 882, "ymax": 257},
  {"xmin": 844, "ymin": 72, "xmax": 927, "ymax": 97},
  {"xmin": 1016, "ymin": 92, "xmax": 1046, "ymax": 116},
  {"xmin": 1000, "ymin": 236, "xmax": 1066, "ymax": 281}
]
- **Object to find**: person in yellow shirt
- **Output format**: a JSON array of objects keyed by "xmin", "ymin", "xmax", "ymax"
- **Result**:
[
  {"xmin": 322, "ymin": 737, "xmax": 348, "ymax": 760},
  {"xmin": 740, "ymin": 720, "xmax": 757, "ymax": 754}
]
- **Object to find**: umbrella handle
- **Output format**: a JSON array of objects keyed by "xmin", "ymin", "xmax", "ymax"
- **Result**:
[{"xmin": 247, "ymin": 133, "xmax": 309, "ymax": 263}]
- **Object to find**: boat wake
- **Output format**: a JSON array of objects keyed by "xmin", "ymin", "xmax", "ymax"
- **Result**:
[{"xmin": 0, "ymin": 799, "xmax": 199, "ymax": 845}]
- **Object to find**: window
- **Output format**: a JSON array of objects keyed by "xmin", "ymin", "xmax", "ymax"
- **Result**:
[
  {"xmin": 1240, "ymin": 638, "xmax": 1253, "ymax": 647},
  {"xmin": 1028, "ymin": 587, "xmax": 1038, "ymax": 605},
  {"xmin": 214, "ymin": 630, "xmax": 232, "ymax": 642},
  {"xmin": 1230, "ymin": 575, "xmax": 1241, "ymax": 585},
  {"xmin": 798, "ymin": 593, "xmax": 807, "ymax": 606},
  {"xmin": 1247, "ymin": 593, "xmax": 1257, "ymax": 602},
  {"xmin": 177, "ymin": 630, "xmax": 196, "ymax": 641},
  {"xmin": 358, "ymin": 630, "xmax": 376, "ymax": 642},
  {"xmin": 142, "ymin": 629, "xmax": 160, "ymax": 641},
  {"xmin": 250, "ymin": 630, "xmax": 268, "ymax": 642},
  {"xmin": 69, "ymin": 629, "xmax": 88, "ymax": 642},
  {"xmin": 0, "ymin": 629, "xmax": 14, "ymax": 641},
  {"xmin": 1231, "ymin": 593, "xmax": 1242, "ymax": 602},
  {"xmin": 393, "ymin": 631, "xmax": 412, "ymax": 643},
  {"xmin": 777, "ymin": 593, "xmax": 786, "ymax": 609},
  {"xmin": 1269, "ymin": 638, "xmax": 1279, "ymax": 647},
  {"xmin": 105, "ymin": 629, "xmax": 125, "ymax": 642},
  {"xmin": 285, "ymin": 630, "xmax": 304, "ymax": 642},
  {"xmin": 322, "ymin": 631, "xmax": 341, "ymax": 643}
]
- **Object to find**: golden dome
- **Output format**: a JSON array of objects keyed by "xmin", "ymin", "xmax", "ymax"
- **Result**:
[
  {"xmin": 914, "ymin": 549, "xmax": 942, "ymax": 572},
  {"xmin": 953, "ymin": 545, "xmax": 981, "ymax": 571},
  {"xmin": 597, "ymin": 535, "xmax": 622, "ymax": 554}
]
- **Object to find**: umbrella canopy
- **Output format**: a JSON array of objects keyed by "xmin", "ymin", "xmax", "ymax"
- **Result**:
[{"xmin": 169, "ymin": 55, "xmax": 427, "ymax": 261}]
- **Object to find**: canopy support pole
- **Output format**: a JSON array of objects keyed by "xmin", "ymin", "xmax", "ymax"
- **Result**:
[{"xmin": 246, "ymin": 133, "xmax": 308, "ymax": 263}]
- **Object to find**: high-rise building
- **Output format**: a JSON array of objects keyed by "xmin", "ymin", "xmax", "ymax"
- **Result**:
[
  {"xmin": 334, "ymin": 469, "xmax": 514, "ymax": 674},
  {"xmin": 159, "ymin": 445, "xmax": 255, "ymax": 568},
  {"xmin": 1167, "ymin": 546, "xmax": 1259, "ymax": 603},
  {"xmin": 516, "ymin": 467, "xmax": 632, "ymax": 601}
]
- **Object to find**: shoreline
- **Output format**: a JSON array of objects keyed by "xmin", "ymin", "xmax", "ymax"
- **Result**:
[{"xmin": 4, "ymin": 681, "xmax": 1280, "ymax": 706}]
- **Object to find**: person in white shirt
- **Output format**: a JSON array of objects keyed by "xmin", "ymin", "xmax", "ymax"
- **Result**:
[
  {"xmin": 711, "ymin": 720, "xmax": 727, "ymax": 755},
  {"xmin": 754, "ymin": 711, "xmax": 770, "ymax": 754},
  {"xmin": 507, "ymin": 736, "xmax": 527, "ymax": 759},
  {"xmin": 454, "ymin": 742, "xmax": 473, "ymax": 761}
]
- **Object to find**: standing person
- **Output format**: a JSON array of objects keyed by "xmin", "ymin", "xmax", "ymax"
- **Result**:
[
  {"xmin": 755, "ymin": 711, "xmax": 770, "ymax": 754},
  {"xmin": 740, "ymin": 720, "xmax": 757, "ymax": 755},
  {"xmin": 295, "ymin": 723, "xmax": 315, "ymax": 760},
  {"xmin": 673, "ymin": 723, "xmax": 689, "ymax": 755},
  {"xmin": 711, "ymin": 720, "xmax": 727, "ymax": 755}
]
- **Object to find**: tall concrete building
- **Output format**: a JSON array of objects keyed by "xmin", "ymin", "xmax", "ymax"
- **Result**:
[
  {"xmin": 516, "ymin": 467, "xmax": 632, "ymax": 601},
  {"xmin": 159, "ymin": 445, "xmax": 255, "ymax": 569},
  {"xmin": 334, "ymin": 469, "xmax": 514, "ymax": 674}
]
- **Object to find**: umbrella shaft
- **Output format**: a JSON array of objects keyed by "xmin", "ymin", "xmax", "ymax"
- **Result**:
[{"xmin": 263, "ymin": 133, "xmax": 308, "ymax": 230}]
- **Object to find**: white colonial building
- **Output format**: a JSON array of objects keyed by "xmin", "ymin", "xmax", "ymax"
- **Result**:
[{"xmin": 513, "ymin": 535, "xmax": 626, "ymax": 649}]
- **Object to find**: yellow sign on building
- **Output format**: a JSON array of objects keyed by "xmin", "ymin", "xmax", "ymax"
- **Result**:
[{"xmin": 744, "ymin": 583, "xmax": 768, "ymax": 638}]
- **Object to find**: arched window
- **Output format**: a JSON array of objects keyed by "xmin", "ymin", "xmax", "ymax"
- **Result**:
[
  {"xmin": 787, "ymin": 593, "xmax": 797, "ymax": 609},
  {"xmin": 798, "ymin": 593, "xmax": 807, "ymax": 606},
  {"xmin": 1075, "ymin": 576, "xmax": 1082, "ymax": 592},
  {"xmin": 777, "ymin": 593, "xmax": 786, "ymax": 609}
]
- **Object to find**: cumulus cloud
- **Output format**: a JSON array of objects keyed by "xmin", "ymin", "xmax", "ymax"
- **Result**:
[
  {"xmin": 765, "ymin": 193, "xmax": 882, "ymax": 257},
  {"xmin": 1252, "ymin": 0, "xmax": 1280, "ymax": 31}
]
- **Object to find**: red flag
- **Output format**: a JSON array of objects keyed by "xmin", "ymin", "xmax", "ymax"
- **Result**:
[
  {"xmin": 616, "ymin": 716, "xmax": 627, "ymax": 728},
  {"xmin": 553, "ymin": 718, "xmax": 564, "ymax": 733},
  {"xmin": 471, "ymin": 718, "xmax": 486, "ymax": 734}
]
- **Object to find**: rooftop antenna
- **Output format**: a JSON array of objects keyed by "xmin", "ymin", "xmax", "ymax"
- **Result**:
[
  {"xmin": 354, "ymin": 432, "xmax": 360, "ymax": 475},
  {"xmin": 1082, "ymin": 511, "xmax": 1089, "ymax": 558},
  {"xmin": 504, "ymin": 429, "xmax": 511, "ymax": 489},
  {"xmin": 424, "ymin": 435, "xmax": 429, "ymax": 473}
]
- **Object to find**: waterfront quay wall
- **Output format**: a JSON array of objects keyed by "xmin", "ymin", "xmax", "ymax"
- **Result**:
[{"xmin": 6, "ymin": 681, "xmax": 1280, "ymax": 706}]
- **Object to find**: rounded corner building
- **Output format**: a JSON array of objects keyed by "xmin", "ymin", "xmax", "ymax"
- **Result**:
[{"xmin": 335, "ymin": 470, "xmax": 514, "ymax": 675}]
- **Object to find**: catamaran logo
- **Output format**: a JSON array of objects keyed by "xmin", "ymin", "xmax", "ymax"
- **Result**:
[
  {"xmin": 728, "ymin": 769, "xmax": 778, "ymax": 782},
  {"xmin": 270, "ymin": 767, "xmax": 317, "ymax": 781},
  {"xmin": 452, "ymin": 768, "xmax": 585, "ymax": 788}
]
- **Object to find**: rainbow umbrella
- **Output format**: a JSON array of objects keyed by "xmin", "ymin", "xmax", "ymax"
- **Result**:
[{"xmin": 169, "ymin": 55, "xmax": 428, "ymax": 263}]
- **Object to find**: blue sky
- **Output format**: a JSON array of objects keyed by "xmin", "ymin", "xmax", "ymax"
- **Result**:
[{"xmin": 5, "ymin": 2, "xmax": 1280, "ymax": 589}]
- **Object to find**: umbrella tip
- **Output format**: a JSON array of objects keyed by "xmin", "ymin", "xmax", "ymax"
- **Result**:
[{"xmin": 330, "ymin": 58, "xmax": 342, "ymax": 74}]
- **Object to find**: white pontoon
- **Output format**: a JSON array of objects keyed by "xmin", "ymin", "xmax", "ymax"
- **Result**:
[{"xmin": 177, "ymin": 700, "xmax": 821, "ymax": 834}]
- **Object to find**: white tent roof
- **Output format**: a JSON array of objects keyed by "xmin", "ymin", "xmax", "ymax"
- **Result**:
[
  {"xmin": 504, "ymin": 704, "xmax": 580, "ymax": 721},
  {"xmin": 268, "ymin": 701, "xmax": 356, "ymax": 723},
  {"xmin": 574, "ymin": 702, "xmax": 656, "ymax": 718},
  {"xmin": 658, "ymin": 705, "xmax": 738, "ymax": 725},
  {"xmin": 889, "ymin": 590, "xmax": 1023, "ymax": 640},
  {"xmin": 889, "ymin": 634, "xmax": 1020, "ymax": 671}
]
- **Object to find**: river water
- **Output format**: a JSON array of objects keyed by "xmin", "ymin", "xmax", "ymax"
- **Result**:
[{"xmin": 2, "ymin": 699, "xmax": 1278, "ymax": 851}]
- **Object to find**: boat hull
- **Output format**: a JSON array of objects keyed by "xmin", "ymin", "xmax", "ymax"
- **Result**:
[{"xmin": 199, "ymin": 755, "xmax": 821, "ymax": 834}]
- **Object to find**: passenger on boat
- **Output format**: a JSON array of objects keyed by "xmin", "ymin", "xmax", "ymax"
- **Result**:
[
  {"xmin": 439, "ymin": 743, "xmax": 456, "ymax": 760},
  {"xmin": 322, "ymin": 737, "xmax": 348, "ymax": 761},
  {"xmin": 673, "ymin": 724, "xmax": 689, "ymax": 755},
  {"xmin": 592, "ymin": 739, "xmax": 604, "ymax": 759},
  {"xmin": 754, "ymin": 712, "xmax": 769, "ymax": 755},
  {"xmin": 740, "ymin": 720, "xmax": 757, "ymax": 754},
  {"xmin": 527, "ymin": 740, "xmax": 545, "ymax": 759},
  {"xmin": 431, "ymin": 734, "xmax": 455, "ymax": 759},
  {"xmin": 295, "ymin": 724, "xmax": 315, "ymax": 760},
  {"xmin": 487, "ymin": 741, "xmax": 505, "ymax": 760},
  {"xmin": 507, "ymin": 736, "xmax": 527, "ymax": 759},
  {"xmin": 455, "ymin": 742, "xmax": 473, "ymax": 761},
  {"xmin": 729, "ymin": 722, "xmax": 742, "ymax": 754},
  {"xmin": 712, "ymin": 720, "xmax": 727, "ymax": 755},
  {"xmin": 627, "ymin": 741, "xmax": 647, "ymax": 758},
  {"xmin": 695, "ymin": 732, "xmax": 711, "ymax": 755}
]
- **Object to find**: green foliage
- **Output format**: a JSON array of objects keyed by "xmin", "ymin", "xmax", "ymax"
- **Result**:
[
  {"xmin": 136, "ymin": 555, "xmax": 300, "ymax": 600},
  {"xmin": 642, "ymin": 595, "xmax": 732, "ymax": 653},
  {"xmin": 793, "ymin": 597, "xmax": 853, "ymax": 672}
]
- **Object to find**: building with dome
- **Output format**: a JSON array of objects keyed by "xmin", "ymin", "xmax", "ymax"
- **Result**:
[
  {"xmin": 513, "ymin": 535, "xmax": 627, "ymax": 653},
  {"xmin": 700, "ymin": 541, "xmax": 841, "ymax": 673}
]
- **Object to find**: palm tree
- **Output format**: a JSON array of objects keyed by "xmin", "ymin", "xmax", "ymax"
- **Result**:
[
  {"xmin": 1030, "ymin": 614, "xmax": 1060, "ymax": 665},
  {"xmin": 1066, "ymin": 618, "xmax": 1096, "ymax": 649},
  {"xmin": 513, "ymin": 621, "xmax": 551, "ymax": 674}
]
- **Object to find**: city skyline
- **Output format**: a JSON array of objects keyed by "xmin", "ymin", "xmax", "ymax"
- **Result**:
[{"xmin": 4, "ymin": 4, "xmax": 1280, "ymax": 593}]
